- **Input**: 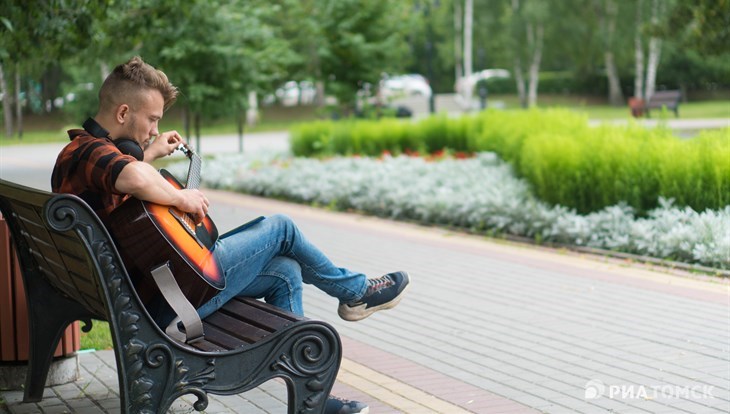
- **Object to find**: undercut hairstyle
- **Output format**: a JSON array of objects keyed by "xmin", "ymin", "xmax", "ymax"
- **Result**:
[{"xmin": 98, "ymin": 56, "xmax": 178, "ymax": 113}]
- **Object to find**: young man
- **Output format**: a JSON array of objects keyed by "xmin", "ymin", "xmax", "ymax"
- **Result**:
[{"xmin": 52, "ymin": 56, "xmax": 410, "ymax": 414}]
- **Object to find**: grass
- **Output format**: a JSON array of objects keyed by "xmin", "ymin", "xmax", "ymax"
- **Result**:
[
  {"xmin": 2, "ymin": 96, "xmax": 727, "ymax": 146},
  {"xmin": 80, "ymin": 320, "xmax": 113, "ymax": 350},
  {"xmin": 0, "ymin": 104, "xmax": 319, "ymax": 145},
  {"xmin": 487, "ymin": 94, "xmax": 730, "ymax": 120}
]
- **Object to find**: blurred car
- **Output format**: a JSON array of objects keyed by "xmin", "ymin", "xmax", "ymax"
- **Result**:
[{"xmin": 380, "ymin": 74, "xmax": 432, "ymax": 99}]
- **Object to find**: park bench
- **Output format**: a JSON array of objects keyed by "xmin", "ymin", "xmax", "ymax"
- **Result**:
[
  {"xmin": 644, "ymin": 90, "xmax": 682, "ymax": 118},
  {"xmin": 0, "ymin": 178, "xmax": 342, "ymax": 414}
]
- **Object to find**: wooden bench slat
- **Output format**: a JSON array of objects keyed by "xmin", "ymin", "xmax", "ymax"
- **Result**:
[
  {"xmin": 238, "ymin": 297, "xmax": 300, "ymax": 322},
  {"xmin": 220, "ymin": 297, "xmax": 295, "ymax": 331},
  {"xmin": 190, "ymin": 338, "xmax": 227, "ymax": 353},
  {"xmin": 199, "ymin": 323, "xmax": 248, "ymax": 350},
  {"xmin": 204, "ymin": 312, "xmax": 272, "ymax": 344}
]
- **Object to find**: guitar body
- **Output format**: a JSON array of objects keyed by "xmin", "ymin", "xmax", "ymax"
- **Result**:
[{"xmin": 108, "ymin": 169, "xmax": 224, "ymax": 309}]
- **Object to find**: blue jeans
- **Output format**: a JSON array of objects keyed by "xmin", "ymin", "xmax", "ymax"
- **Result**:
[{"xmin": 197, "ymin": 214, "xmax": 367, "ymax": 318}]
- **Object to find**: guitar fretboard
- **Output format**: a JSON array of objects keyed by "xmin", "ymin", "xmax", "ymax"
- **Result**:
[
  {"xmin": 186, "ymin": 152, "xmax": 202, "ymax": 190},
  {"xmin": 178, "ymin": 145, "xmax": 203, "ymax": 229}
]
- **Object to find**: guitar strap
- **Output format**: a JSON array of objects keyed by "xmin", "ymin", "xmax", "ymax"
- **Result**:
[{"xmin": 150, "ymin": 262, "xmax": 204, "ymax": 343}]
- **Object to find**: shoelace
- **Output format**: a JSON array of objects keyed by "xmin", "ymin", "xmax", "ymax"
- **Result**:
[{"xmin": 366, "ymin": 274, "xmax": 395, "ymax": 295}]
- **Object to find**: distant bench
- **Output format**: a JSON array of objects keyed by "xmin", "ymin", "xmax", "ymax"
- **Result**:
[
  {"xmin": 645, "ymin": 90, "xmax": 682, "ymax": 118},
  {"xmin": 0, "ymin": 178, "xmax": 341, "ymax": 414}
]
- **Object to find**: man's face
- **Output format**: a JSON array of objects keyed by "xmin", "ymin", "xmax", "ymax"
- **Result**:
[{"xmin": 123, "ymin": 89, "xmax": 164, "ymax": 148}]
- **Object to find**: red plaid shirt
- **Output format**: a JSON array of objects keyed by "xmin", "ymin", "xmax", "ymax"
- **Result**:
[{"xmin": 52, "ymin": 129, "xmax": 138, "ymax": 221}]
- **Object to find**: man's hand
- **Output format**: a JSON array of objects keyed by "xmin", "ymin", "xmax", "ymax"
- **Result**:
[
  {"xmin": 144, "ymin": 130, "xmax": 184, "ymax": 162},
  {"xmin": 176, "ymin": 189, "xmax": 210, "ymax": 224},
  {"xmin": 115, "ymin": 162, "xmax": 210, "ymax": 224}
]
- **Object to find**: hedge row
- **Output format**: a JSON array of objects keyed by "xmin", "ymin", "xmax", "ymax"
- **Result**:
[{"xmin": 290, "ymin": 109, "xmax": 729, "ymax": 214}]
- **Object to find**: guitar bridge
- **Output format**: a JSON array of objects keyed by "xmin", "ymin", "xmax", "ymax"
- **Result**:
[{"xmin": 169, "ymin": 208, "xmax": 205, "ymax": 248}]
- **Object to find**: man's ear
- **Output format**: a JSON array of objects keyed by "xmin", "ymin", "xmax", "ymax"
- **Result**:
[{"xmin": 115, "ymin": 104, "xmax": 130, "ymax": 124}]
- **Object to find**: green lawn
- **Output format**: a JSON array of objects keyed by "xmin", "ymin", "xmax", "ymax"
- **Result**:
[
  {"xmin": 0, "ymin": 105, "xmax": 319, "ymax": 146},
  {"xmin": 2, "ymin": 97, "xmax": 727, "ymax": 146},
  {"xmin": 80, "ymin": 320, "xmax": 113, "ymax": 350},
  {"xmin": 488, "ymin": 94, "xmax": 730, "ymax": 120}
]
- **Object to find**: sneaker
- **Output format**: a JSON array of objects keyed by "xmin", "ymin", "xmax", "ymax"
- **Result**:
[
  {"xmin": 325, "ymin": 396, "xmax": 369, "ymax": 414},
  {"xmin": 338, "ymin": 271, "xmax": 410, "ymax": 321}
]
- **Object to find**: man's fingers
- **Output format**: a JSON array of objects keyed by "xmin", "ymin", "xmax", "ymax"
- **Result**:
[{"xmin": 165, "ymin": 131, "xmax": 183, "ymax": 145}]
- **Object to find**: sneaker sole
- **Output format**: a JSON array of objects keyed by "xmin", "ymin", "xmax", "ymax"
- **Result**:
[{"xmin": 338, "ymin": 276, "xmax": 411, "ymax": 322}]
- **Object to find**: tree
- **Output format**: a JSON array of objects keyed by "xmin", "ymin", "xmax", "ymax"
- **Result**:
[
  {"xmin": 597, "ymin": 0, "xmax": 624, "ymax": 105},
  {"xmin": 315, "ymin": 0, "xmax": 409, "ymax": 112},
  {"xmin": 633, "ymin": 0, "xmax": 645, "ymax": 100},
  {"xmin": 0, "ymin": 1, "xmax": 106, "ymax": 137},
  {"xmin": 665, "ymin": 0, "xmax": 730, "ymax": 57},
  {"xmin": 644, "ymin": 0, "xmax": 665, "ymax": 100},
  {"xmin": 463, "ymin": 0, "xmax": 474, "ymax": 107},
  {"xmin": 104, "ymin": 0, "xmax": 295, "ymax": 150},
  {"xmin": 507, "ymin": 0, "xmax": 547, "ymax": 108}
]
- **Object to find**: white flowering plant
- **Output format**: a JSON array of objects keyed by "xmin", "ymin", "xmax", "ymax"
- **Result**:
[{"xmin": 168, "ymin": 152, "xmax": 729, "ymax": 270}]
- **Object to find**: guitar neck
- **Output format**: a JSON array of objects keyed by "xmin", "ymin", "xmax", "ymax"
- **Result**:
[{"xmin": 184, "ymin": 149, "xmax": 203, "ymax": 190}]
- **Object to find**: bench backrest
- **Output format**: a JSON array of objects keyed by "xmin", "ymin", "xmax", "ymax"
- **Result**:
[
  {"xmin": 0, "ymin": 179, "xmax": 118, "ymax": 320},
  {"xmin": 647, "ymin": 90, "xmax": 681, "ymax": 106}
]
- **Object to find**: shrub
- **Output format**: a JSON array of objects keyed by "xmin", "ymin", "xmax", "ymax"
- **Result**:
[{"xmin": 290, "ymin": 109, "xmax": 728, "ymax": 214}]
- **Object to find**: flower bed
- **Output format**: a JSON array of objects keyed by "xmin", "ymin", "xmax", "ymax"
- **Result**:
[
  {"xmin": 291, "ymin": 110, "xmax": 730, "ymax": 215},
  {"xmin": 168, "ymin": 152, "xmax": 729, "ymax": 270}
]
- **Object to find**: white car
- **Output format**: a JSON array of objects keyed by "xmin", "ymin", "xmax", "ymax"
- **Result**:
[{"xmin": 380, "ymin": 74, "xmax": 432, "ymax": 99}]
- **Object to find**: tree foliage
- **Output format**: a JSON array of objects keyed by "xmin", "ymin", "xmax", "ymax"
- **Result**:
[
  {"xmin": 315, "ymin": 0, "xmax": 409, "ymax": 109},
  {"xmin": 665, "ymin": 0, "xmax": 730, "ymax": 57},
  {"xmin": 0, "ymin": 0, "xmax": 727, "ymax": 139}
]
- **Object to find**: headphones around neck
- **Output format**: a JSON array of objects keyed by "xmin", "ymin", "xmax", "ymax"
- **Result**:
[
  {"xmin": 114, "ymin": 138, "xmax": 145, "ymax": 161},
  {"xmin": 82, "ymin": 118, "xmax": 144, "ymax": 161}
]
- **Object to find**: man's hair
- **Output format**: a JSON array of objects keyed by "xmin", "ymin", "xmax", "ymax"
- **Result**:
[{"xmin": 98, "ymin": 56, "xmax": 178, "ymax": 113}]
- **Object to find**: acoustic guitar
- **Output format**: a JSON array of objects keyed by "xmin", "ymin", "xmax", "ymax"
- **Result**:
[{"xmin": 108, "ymin": 144, "xmax": 224, "ymax": 309}]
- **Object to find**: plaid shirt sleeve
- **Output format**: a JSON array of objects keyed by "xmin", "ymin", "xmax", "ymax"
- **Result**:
[{"xmin": 52, "ymin": 130, "xmax": 138, "ymax": 220}]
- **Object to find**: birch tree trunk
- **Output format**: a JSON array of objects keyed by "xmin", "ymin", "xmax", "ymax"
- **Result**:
[
  {"xmin": 454, "ymin": 0, "xmax": 463, "ymax": 83},
  {"xmin": 644, "ymin": 36, "xmax": 661, "ymax": 100},
  {"xmin": 526, "ymin": 23, "xmax": 543, "ymax": 108},
  {"xmin": 0, "ymin": 63, "xmax": 12, "ymax": 138},
  {"xmin": 315, "ymin": 80, "xmax": 325, "ymax": 107},
  {"xmin": 15, "ymin": 64, "xmax": 22, "ymax": 138},
  {"xmin": 633, "ymin": 0, "xmax": 645, "ymax": 100},
  {"xmin": 463, "ymin": 0, "xmax": 474, "ymax": 110},
  {"xmin": 644, "ymin": 0, "xmax": 662, "ymax": 101},
  {"xmin": 603, "ymin": 0, "xmax": 624, "ymax": 106},
  {"xmin": 511, "ymin": 0, "xmax": 527, "ymax": 108},
  {"xmin": 514, "ymin": 57, "xmax": 527, "ymax": 108},
  {"xmin": 605, "ymin": 51, "xmax": 623, "ymax": 105}
]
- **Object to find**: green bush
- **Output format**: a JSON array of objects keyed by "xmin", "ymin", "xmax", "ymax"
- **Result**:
[{"xmin": 290, "ymin": 109, "xmax": 729, "ymax": 213}]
